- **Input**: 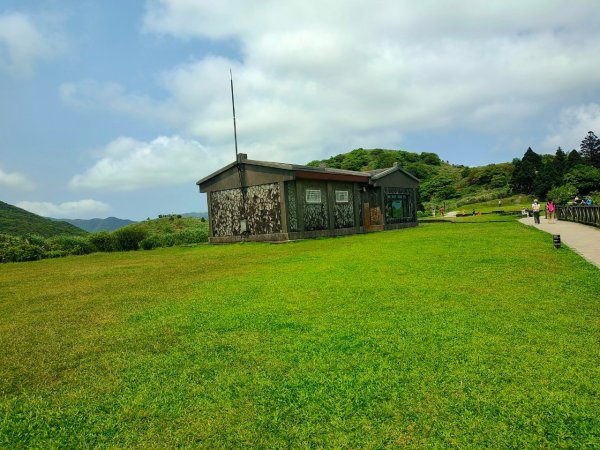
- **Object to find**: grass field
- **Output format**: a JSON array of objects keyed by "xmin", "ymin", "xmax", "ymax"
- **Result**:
[{"xmin": 1, "ymin": 222, "xmax": 599, "ymax": 448}]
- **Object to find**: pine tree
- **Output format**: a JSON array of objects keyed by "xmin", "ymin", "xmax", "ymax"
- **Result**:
[
  {"xmin": 510, "ymin": 147, "xmax": 542, "ymax": 194},
  {"xmin": 580, "ymin": 131, "xmax": 600, "ymax": 168},
  {"xmin": 566, "ymin": 149, "xmax": 582, "ymax": 169}
]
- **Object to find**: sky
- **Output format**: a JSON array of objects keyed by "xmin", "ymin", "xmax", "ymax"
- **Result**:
[{"xmin": 1, "ymin": 1, "xmax": 600, "ymax": 220}]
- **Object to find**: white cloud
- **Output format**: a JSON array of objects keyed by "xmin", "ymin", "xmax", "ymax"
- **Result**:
[
  {"xmin": 65, "ymin": 1, "xmax": 600, "ymax": 165},
  {"xmin": 0, "ymin": 12, "xmax": 64, "ymax": 78},
  {"xmin": 69, "ymin": 135, "xmax": 228, "ymax": 191},
  {"xmin": 0, "ymin": 166, "xmax": 35, "ymax": 191},
  {"xmin": 542, "ymin": 104, "xmax": 600, "ymax": 152},
  {"xmin": 16, "ymin": 199, "xmax": 110, "ymax": 219}
]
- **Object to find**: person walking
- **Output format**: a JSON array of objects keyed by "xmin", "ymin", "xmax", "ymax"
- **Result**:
[
  {"xmin": 547, "ymin": 199, "xmax": 556, "ymax": 223},
  {"xmin": 532, "ymin": 199, "xmax": 541, "ymax": 224}
]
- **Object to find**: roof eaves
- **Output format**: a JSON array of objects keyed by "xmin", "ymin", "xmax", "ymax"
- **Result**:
[
  {"xmin": 196, "ymin": 161, "xmax": 238, "ymax": 186},
  {"xmin": 370, "ymin": 165, "xmax": 420, "ymax": 183}
]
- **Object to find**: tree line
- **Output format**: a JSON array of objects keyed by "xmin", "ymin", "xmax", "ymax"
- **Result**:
[{"xmin": 511, "ymin": 131, "xmax": 600, "ymax": 204}]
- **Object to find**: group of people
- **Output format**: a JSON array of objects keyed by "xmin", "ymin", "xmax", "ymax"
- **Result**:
[
  {"xmin": 531, "ymin": 199, "xmax": 556, "ymax": 224},
  {"xmin": 573, "ymin": 196, "xmax": 593, "ymax": 206}
]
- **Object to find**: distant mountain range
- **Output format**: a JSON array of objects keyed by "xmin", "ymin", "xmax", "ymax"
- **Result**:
[{"xmin": 56, "ymin": 217, "xmax": 136, "ymax": 233}]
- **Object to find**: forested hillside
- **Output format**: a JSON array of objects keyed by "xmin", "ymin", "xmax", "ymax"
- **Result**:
[
  {"xmin": 0, "ymin": 201, "xmax": 88, "ymax": 238},
  {"xmin": 308, "ymin": 148, "xmax": 513, "ymax": 208},
  {"xmin": 308, "ymin": 130, "xmax": 600, "ymax": 208}
]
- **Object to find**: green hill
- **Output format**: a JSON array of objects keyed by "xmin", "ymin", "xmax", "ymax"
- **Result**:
[
  {"xmin": 0, "ymin": 201, "xmax": 88, "ymax": 238},
  {"xmin": 309, "ymin": 148, "xmax": 513, "ymax": 208},
  {"xmin": 124, "ymin": 214, "xmax": 207, "ymax": 235},
  {"xmin": 115, "ymin": 215, "xmax": 209, "ymax": 250}
]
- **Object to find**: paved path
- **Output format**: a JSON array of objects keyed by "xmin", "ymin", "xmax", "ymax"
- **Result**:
[{"xmin": 519, "ymin": 217, "xmax": 600, "ymax": 269}]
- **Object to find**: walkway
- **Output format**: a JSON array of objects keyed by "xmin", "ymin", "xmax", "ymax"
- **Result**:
[{"xmin": 519, "ymin": 216, "xmax": 600, "ymax": 269}]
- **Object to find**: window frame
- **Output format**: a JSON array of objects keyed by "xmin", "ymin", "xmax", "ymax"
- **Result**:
[
  {"xmin": 335, "ymin": 190, "xmax": 349, "ymax": 203},
  {"xmin": 305, "ymin": 189, "xmax": 322, "ymax": 204}
]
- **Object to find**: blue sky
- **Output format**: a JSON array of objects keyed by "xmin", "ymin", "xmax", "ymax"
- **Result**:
[{"xmin": 2, "ymin": 1, "xmax": 600, "ymax": 220}]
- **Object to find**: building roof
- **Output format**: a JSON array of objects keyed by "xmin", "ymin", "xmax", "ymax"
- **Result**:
[{"xmin": 196, "ymin": 154, "xmax": 420, "ymax": 186}]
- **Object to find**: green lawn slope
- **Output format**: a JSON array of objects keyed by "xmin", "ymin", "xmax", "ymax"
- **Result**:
[
  {"xmin": 1, "ymin": 223, "xmax": 598, "ymax": 448},
  {"xmin": 0, "ymin": 200, "xmax": 87, "ymax": 237}
]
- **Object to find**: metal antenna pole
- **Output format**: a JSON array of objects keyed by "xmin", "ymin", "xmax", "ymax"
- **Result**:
[{"xmin": 230, "ymin": 69, "xmax": 239, "ymax": 160}]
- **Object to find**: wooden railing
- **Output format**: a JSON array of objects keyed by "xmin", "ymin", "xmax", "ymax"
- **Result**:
[{"xmin": 557, "ymin": 206, "xmax": 600, "ymax": 227}]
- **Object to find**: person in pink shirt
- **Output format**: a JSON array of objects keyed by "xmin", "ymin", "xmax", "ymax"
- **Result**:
[{"xmin": 547, "ymin": 199, "xmax": 556, "ymax": 223}]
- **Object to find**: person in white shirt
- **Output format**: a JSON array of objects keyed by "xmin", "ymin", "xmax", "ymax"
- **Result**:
[{"xmin": 532, "ymin": 199, "xmax": 541, "ymax": 224}]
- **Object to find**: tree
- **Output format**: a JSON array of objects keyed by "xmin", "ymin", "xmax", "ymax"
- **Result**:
[
  {"xmin": 566, "ymin": 149, "xmax": 582, "ymax": 169},
  {"xmin": 419, "ymin": 173, "xmax": 458, "ymax": 201},
  {"xmin": 553, "ymin": 147, "xmax": 567, "ymax": 182},
  {"xmin": 511, "ymin": 147, "xmax": 542, "ymax": 194},
  {"xmin": 580, "ymin": 131, "xmax": 600, "ymax": 168},
  {"xmin": 534, "ymin": 159, "xmax": 557, "ymax": 199},
  {"xmin": 564, "ymin": 165, "xmax": 600, "ymax": 194},
  {"xmin": 420, "ymin": 152, "xmax": 441, "ymax": 166},
  {"xmin": 340, "ymin": 148, "xmax": 370, "ymax": 171}
]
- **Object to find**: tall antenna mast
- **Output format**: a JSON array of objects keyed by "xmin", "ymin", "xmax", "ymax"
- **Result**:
[{"xmin": 230, "ymin": 69, "xmax": 239, "ymax": 160}]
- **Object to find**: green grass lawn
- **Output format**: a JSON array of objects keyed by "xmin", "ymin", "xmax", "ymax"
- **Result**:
[{"xmin": 1, "ymin": 223, "xmax": 599, "ymax": 448}]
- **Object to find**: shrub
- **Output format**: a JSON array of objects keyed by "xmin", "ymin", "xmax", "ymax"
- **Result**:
[
  {"xmin": 0, "ymin": 233, "xmax": 21, "ymax": 248},
  {"xmin": 547, "ymin": 184, "xmax": 578, "ymax": 205},
  {"xmin": 1, "ymin": 242, "xmax": 44, "ymax": 262},
  {"xmin": 174, "ymin": 228, "xmax": 208, "ymax": 245},
  {"xmin": 88, "ymin": 232, "xmax": 115, "ymax": 252},
  {"xmin": 47, "ymin": 236, "xmax": 95, "ymax": 256},
  {"xmin": 113, "ymin": 228, "xmax": 147, "ymax": 251},
  {"xmin": 161, "ymin": 233, "xmax": 175, "ymax": 247},
  {"xmin": 140, "ymin": 235, "xmax": 162, "ymax": 250},
  {"xmin": 23, "ymin": 234, "xmax": 47, "ymax": 247}
]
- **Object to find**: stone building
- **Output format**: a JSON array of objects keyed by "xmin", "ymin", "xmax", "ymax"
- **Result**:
[{"xmin": 197, "ymin": 154, "xmax": 419, "ymax": 243}]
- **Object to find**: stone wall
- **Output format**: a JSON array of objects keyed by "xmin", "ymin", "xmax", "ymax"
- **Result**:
[
  {"xmin": 210, "ymin": 183, "xmax": 282, "ymax": 237},
  {"xmin": 302, "ymin": 182, "xmax": 329, "ymax": 231},
  {"xmin": 333, "ymin": 184, "xmax": 354, "ymax": 229}
]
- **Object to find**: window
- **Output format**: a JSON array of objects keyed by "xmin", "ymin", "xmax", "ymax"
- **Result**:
[
  {"xmin": 385, "ymin": 192, "xmax": 412, "ymax": 223},
  {"xmin": 390, "ymin": 200, "xmax": 405, "ymax": 218},
  {"xmin": 306, "ymin": 189, "xmax": 322, "ymax": 203},
  {"xmin": 335, "ymin": 190, "xmax": 349, "ymax": 203}
]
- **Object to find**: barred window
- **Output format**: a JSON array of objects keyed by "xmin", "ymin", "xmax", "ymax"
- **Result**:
[
  {"xmin": 306, "ymin": 189, "xmax": 322, "ymax": 204},
  {"xmin": 335, "ymin": 190, "xmax": 349, "ymax": 203}
]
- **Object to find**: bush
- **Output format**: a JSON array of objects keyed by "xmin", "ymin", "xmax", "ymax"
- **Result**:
[
  {"xmin": 23, "ymin": 234, "xmax": 47, "ymax": 247},
  {"xmin": 113, "ymin": 228, "xmax": 147, "ymax": 251},
  {"xmin": 174, "ymin": 228, "xmax": 209, "ymax": 245},
  {"xmin": 47, "ymin": 236, "xmax": 95, "ymax": 256},
  {"xmin": 0, "ymin": 242, "xmax": 44, "ymax": 263},
  {"xmin": 140, "ymin": 235, "xmax": 162, "ymax": 250},
  {"xmin": 0, "ymin": 233, "xmax": 21, "ymax": 248},
  {"xmin": 161, "ymin": 233, "xmax": 175, "ymax": 248},
  {"xmin": 547, "ymin": 184, "xmax": 578, "ymax": 205},
  {"xmin": 88, "ymin": 232, "xmax": 115, "ymax": 252}
]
